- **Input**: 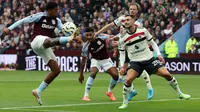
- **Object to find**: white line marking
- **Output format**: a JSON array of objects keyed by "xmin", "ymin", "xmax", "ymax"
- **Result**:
[
  {"xmin": 13, "ymin": 109, "xmax": 77, "ymax": 112},
  {"xmin": 1, "ymin": 98, "xmax": 200, "ymax": 110}
]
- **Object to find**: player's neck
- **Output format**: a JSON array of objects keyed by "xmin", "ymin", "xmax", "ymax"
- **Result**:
[{"xmin": 127, "ymin": 26, "xmax": 136, "ymax": 34}]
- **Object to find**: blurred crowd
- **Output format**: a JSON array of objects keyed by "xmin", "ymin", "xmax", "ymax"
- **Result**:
[{"xmin": 0, "ymin": 0, "xmax": 200, "ymax": 55}]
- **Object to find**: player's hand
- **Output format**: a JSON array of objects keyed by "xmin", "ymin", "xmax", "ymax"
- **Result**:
[
  {"xmin": 120, "ymin": 67, "xmax": 126, "ymax": 75},
  {"xmin": 113, "ymin": 52, "xmax": 118, "ymax": 58},
  {"xmin": 158, "ymin": 55, "xmax": 165, "ymax": 64},
  {"xmin": 3, "ymin": 28, "xmax": 11, "ymax": 35},
  {"xmin": 69, "ymin": 31, "xmax": 77, "ymax": 42},
  {"xmin": 79, "ymin": 74, "xmax": 84, "ymax": 84}
]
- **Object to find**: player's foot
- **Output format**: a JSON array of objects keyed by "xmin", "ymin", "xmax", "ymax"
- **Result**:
[
  {"xmin": 128, "ymin": 90, "xmax": 137, "ymax": 101},
  {"xmin": 118, "ymin": 103, "xmax": 128, "ymax": 109},
  {"xmin": 178, "ymin": 93, "xmax": 191, "ymax": 100},
  {"xmin": 106, "ymin": 92, "xmax": 116, "ymax": 101},
  {"xmin": 82, "ymin": 96, "xmax": 91, "ymax": 101},
  {"xmin": 32, "ymin": 89, "xmax": 42, "ymax": 105},
  {"xmin": 147, "ymin": 88, "xmax": 154, "ymax": 100}
]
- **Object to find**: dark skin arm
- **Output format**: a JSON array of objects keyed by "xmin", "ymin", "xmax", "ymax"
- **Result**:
[{"xmin": 79, "ymin": 56, "xmax": 87, "ymax": 84}]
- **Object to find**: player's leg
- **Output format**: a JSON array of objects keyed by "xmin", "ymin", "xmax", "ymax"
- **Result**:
[
  {"xmin": 102, "ymin": 58, "xmax": 119, "ymax": 101},
  {"xmin": 82, "ymin": 59, "xmax": 99, "ymax": 101},
  {"xmin": 31, "ymin": 36, "xmax": 60, "ymax": 105},
  {"xmin": 106, "ymin": 66, "xmax": 119, "ymax": 101},
  {"xmin": 121, "ymin": 64, "xmax": 137, "ymax": 101},
  {"xmin": 141, "ymin": 70, "xmax": 154, "ymax": 100},
  {"xmin": 42, "ymin": 31, "xmax": 76, "ymax": 48},
  {"xmin": 119, "ymin": 68, "xmax": 140, "ymax": 109},
  {"xmin": 156, "ymin": 67, "xmax": 191, "ymax": 100},
  {"xmin": 119, "ymin": 62, "xmax": 142, "ymax": 109},
  {"xmin": 146, "ymin": 57, "xmax": 191, "ymax": 100}
]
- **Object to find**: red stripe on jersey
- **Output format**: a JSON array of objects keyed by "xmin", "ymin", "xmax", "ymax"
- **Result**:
[
  {"xmin": 124, "ymin": 32, "xmax": 145, "ymax": 43},
  {"xmin": 134, "ymin": 24, "xmax": 138, "ymax": 27}
]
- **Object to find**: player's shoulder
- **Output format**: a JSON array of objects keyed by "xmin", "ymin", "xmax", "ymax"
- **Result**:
[
  {"xmin": 136, "ymin": 26, "xmax": 147, "ymax": 32},
  {"xmin": 97, "ymin": 33, "xmax": 109, "ymax": 39},
  {"xmin": 134, "ymin": 20, "xmax": 144, "ymax": 28},
  {"xmin": 82, "ymin": 41, "xmax": 90, "ymax": 50},
  {"xmin": 33, "ymin": 12, "xmax": 47, "ymax": 17}
]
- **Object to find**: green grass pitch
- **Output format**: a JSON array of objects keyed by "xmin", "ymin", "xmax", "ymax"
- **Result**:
[{"xmin": 0, "ymin": 71, "xmax": 199, "ymax": 112}]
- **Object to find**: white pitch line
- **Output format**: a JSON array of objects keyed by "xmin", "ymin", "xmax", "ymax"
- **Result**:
[
  {"xmin": 1, "ymin": 97, "xmax": 200, "ymax": 110},
  {"xmin": 13, "ymin": 109, "xmax": 77, "ymax": 112}
]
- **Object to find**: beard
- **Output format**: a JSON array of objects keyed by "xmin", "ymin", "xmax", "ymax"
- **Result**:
[{"xmin": 124, "ymin": 25, "xmax": 131, "ymax": 30}]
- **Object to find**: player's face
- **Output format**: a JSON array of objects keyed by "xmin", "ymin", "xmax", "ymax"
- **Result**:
[
  {"xmin": 84, "ymin": 32, "xmax": 95, "ymax": 41},
  {"xmin": 123, "ymin": 16, "xmax": 134, "ymax": 29},
  {"xmin": 49, "ymin": 7, "xmax": 59, "ymax": 17},
  {"xmin": 129, "ymin": 5, "xmax": 138, "ymax": 16}
]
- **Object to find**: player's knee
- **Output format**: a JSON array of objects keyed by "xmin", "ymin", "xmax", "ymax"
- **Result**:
[
  {"xmin": 112, "ymin": 74, "xmax": 119, "ymax": 81},
  {"xmin": 43, "ymin": 39, "xmax": 52, "ymax": 48},
  {"xmin": 125, "ymin": 79, "xmax": 132, "ymax": 86},
  {"xmin": 90, "ymin": 73, "xmax": 97, "ymax": 79},
  {"xmin": 162, "ymin": 73, "xmax": 173, "ymax": 81}
]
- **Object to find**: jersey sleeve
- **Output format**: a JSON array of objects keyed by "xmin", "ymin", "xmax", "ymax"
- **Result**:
[
  {"xmin": 144, "ymin": 28, "xmax": 153, "ymax": 41},
  {"xmin": 113, "ymin": 15, "xmax": 124, "ymax": 27},
  {"xmin": 118, "ymin": 38, "xmax": 126, "ymax": 51},
  {"xmin": 97, "ymin": 33, "xmax": 109, "ymax": 40},
  {"xmin": 81, "ymin": 42, "xmax": 89, "ymax": 57},
  {"xmin": 8, "ymin": 12, "xmax": 44, "ymax": 30},
  {"xmin": 134, "ymin": 21, "xmax": 143, "ymax": 28},
  {"xmin": 56, "ymin": 18, "xmax": 64, "ymax": 31}
]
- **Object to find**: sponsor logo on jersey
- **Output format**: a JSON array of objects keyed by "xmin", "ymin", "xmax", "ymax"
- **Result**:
[
  {"xmin": 41, "ymin": 24, "xmax": 55, "ymax": 29},
  {"xmin": 43, "ymin": 19, "xmax": 47, "ymax": 23},
  {"xmin": 97, "ymin": 40, "xmax": 101, "ymax": 45}
]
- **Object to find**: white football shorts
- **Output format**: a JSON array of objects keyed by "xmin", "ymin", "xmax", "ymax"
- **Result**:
[
  {"xmin": 31, "ymin": 35, "xmax": 56, "ymax": 64},
  {"xmin": 90, "ymin": 58, "xmax": 114, "ymax": 71}
]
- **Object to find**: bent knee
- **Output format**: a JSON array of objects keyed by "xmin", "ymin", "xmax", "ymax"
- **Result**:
[
  {"xmin": 112, "ymin": 75, "xmax": 119, "ymax": 81},
  {"xmin": 43, "ymin": 39, "xmax": 52, "ymax": 48},
  {"xmin": 161, "ymin": 73, "xmax": 172, "ymax": 81},
  {"xmin": 90, "ymin": 73, "xmax": 97, "ymax": 79},
  {"xmin": 125, "ymin": 79, "xmax": 132, "ymax": 86}
]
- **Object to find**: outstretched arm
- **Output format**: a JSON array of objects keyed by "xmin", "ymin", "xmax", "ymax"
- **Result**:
[
  {"xmin": 4, "ymin": 13, "xmax": 43, "ymax": 34},
  {"xmin": 95, "ymin": 22, "xmax": 115, "ymax": 36}
]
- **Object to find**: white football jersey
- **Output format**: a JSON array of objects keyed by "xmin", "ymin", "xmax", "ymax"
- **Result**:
[
  {"xmin": 119, "ymin": 27, "xmax": 153, "ymax": 62},
  {"xmin": 114, "ymin": 15, "xmax": 142, "ymax": 28}
]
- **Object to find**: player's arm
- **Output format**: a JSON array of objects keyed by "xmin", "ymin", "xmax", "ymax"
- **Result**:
[
  {"xmin": 118, "ymin": 40, "xmax": 128, "ymax": 74},
  {"xmin": 145, "ymin": 29, "xmax": 165, "ymax": 63},
  {"xmin": 95, "ymin": 22, "xmax": 115, "ymax": 36},
  {"xmin": 79, "ymin": 43, "xmax": 89, "ymax": 83},
  {"xmin": 79, "ymin": 56, "xmax": 87, "ymax": 84},
  {"xmin": 4, "ymin": 13, "xmax": 44, "ymax": 34},
  {"xmin": 95, "ymin": 16, "xmax": 124, "ymax": 36}
]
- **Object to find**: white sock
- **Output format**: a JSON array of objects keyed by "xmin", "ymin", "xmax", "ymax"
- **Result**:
[
  {"xmin": 37, "ymin": 81, "xmax": 48, "ymax": 92},
  {"xmin": 130, "ymin": 83, "xmax": 135, "ymax": 92},
  {"xmin": 108, "ymin": 78, "xmax": 117, "ymax": 92},
  {"xmin": 119, "ymin": 74, "xmax": 123, "ymax": 79},
  {"xmin": 168, "ymin": 77, "xmax": 182, "ymax": 94},
  {"xmin": 84, "ymin": 76, "xmax": 94, "ymax": 97},
  {"xmin": 122, "ymin": 84, "xmax": 131, "ymax": 104},
  {"xmin": 141, "ymin": 70, "xmax": 153, "ymax": 89}
]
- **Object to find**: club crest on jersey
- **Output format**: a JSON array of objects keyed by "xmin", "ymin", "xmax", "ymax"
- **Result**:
[
  {"xmin": 43, "ymin": 19, "xmax": 47, "ymax": 23},
  {"xmin": 52, "ymin": 20, "xmax": 55, "ymax": 25},
  {"xmin": 97, "ymin": 41, "xmax": 101, "ymax": 45}
]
